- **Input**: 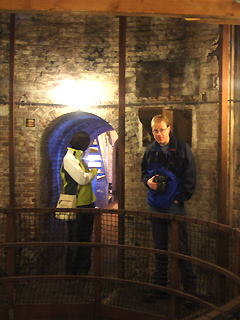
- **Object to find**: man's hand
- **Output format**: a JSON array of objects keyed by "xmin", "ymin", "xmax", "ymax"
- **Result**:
[{"xmin": 147, "ymin": 176, "xmax": 158, "ymax": 190}]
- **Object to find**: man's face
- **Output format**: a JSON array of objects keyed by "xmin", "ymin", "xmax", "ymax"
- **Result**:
[{"xmin": 152, "ymin": 121, "xmax": 170, "ymax": 146}]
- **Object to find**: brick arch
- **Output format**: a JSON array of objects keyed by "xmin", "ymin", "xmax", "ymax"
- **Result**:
[{"xmin": 39, "ymin": 110, "xmax": 117, "ymax": 207}]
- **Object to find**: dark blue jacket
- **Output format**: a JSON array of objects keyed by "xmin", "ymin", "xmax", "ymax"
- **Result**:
[{"xmin": 141, "ymin": 133, "xmax": 196, "ymax": 209}]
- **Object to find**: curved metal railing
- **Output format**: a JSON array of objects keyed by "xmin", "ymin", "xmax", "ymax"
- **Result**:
[{"xmin": 0, "ymin": 207, "xmax": 240, "ymax": 320}]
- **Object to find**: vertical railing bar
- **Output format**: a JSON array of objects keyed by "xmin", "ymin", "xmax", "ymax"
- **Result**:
[
  {"xmin": 170, "ymin": 219, "xmax": 180, "ymax": 320},
  {"xmin": 93, "ymin": 208, "xmax": 102, "ymax": 319},
  {"xmin": 234, "ymin": 233, "xmax": 240, "ymax": 296},
  {"xmin": 118, "ymin": 210, "xmax": 125, "ymax": 279},
  {"xmin": 6, "ymin": 208, "xmax": 15, "ymax": 320}
]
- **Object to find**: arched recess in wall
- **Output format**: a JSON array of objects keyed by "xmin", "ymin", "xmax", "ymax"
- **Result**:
[{"xmin": 39, "ymin": 110, "xmax": 118, "ymax": 208}]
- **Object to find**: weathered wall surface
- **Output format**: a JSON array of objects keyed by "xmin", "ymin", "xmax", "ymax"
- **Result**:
[
  {"xmin": 0, "ymin": 14, "xmax": 11, "ymax": 208},
  {"xmin": 0, "ymin": 13, "xmax": 223, "ymax": 222},
  {"xmin": 0, "ymin": 14, "xmax": 120, "ymax": 208},
  {"xmin": 124, "ymin": 17, "xmax": 220, "ymax": 222}
]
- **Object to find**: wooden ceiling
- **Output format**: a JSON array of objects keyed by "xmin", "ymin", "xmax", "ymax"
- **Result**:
[{"xmin": 1, "ymin": 0, "xmax": 240, "ymax": 25}]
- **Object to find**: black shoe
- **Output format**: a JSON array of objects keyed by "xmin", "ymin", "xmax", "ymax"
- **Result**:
[{"xmin": 143, "ymin": 291, "xmax": 169, "ymax": 303}]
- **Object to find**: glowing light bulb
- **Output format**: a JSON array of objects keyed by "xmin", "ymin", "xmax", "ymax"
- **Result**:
[{"xmin": 52, "ymin": 79, "xmax": 105, "ymax": 109}]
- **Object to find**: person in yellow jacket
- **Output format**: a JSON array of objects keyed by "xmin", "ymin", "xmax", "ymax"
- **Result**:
[{"xmin": 61, "ymin": 131, "xmax": 97, "ymax": 275}]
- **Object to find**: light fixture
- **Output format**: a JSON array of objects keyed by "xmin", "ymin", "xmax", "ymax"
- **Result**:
[
  {"xmin": 52, "ymin": 79, "xmax": 106, "ymax": 110},
  {"xmin": 19, "ymin": 94, "xmax": 32, "ymax": 108}
]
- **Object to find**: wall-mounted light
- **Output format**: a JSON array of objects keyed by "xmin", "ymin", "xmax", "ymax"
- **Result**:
[
  {"xmin": 52, "ymin": 79, "xmax": 107, "ymax": 110},
  {"xmin": 19, "ymin": 94, "xmax": 31, "ymax": 108}
]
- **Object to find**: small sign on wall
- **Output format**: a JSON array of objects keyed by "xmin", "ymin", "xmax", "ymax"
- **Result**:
[{"xmin": 26, "ymin": 118, "xmax": 35, "ymax": 128}]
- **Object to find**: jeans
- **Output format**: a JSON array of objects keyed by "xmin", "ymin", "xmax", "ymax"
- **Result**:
[
  {"xmin": 66, "ymin": 203, "xmax": 95, "ymax": 275},
  {"xmin": 150, "ymin": 203, "xmax": 197, "ymax": 294}
]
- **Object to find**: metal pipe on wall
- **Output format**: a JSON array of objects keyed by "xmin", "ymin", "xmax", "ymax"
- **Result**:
[
  {"xmin": 218, "ymin": 24, "xmax": 229, "ymax": 225},
  {"xmin": 9, "ymin": 13, "xmax": 15, "ymax": 208},
  {"xmin": 216, "ymin": 24, "xmax": 229, "ymax": 297},
  {"xmin": 118, "ymin": 16, "xmax": 126, "ymax": 210},
  {"xmin": 117, "ymin": 16, "xmax": 126, "ymax": 278}
]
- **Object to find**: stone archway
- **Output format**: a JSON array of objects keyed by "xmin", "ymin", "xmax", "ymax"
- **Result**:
[{"xmin": 39, "ymin": 110, "xmax": 117, "ymax": 207}]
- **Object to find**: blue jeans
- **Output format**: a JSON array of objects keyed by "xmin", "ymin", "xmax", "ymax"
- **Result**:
[
  {"xmin": 150, "ymin": 203, "xmax": 197, "ymax": 294},
  {"xmin": 66, "ymin": 203, "xmax": 95, "ymax": 275}
]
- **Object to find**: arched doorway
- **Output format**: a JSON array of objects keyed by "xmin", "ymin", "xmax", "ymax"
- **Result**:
[{"xmin": 39, "ymin": 110, "xmax": 118, "ymax": 208}]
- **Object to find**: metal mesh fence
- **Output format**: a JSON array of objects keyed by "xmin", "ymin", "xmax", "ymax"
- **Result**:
[
  {"xmin": 0, "ymin": 212, "xmax": 7, "ymax": 279},
  {"xmin": 0, "ymin": 208, "xmax": 240, "ymax": 320},
  {"xmin": 15, "ymin": 279, "xmax": 95, "ymax": 304}
]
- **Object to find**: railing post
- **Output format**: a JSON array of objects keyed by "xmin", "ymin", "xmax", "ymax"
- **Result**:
[
  {"xmin": 234, "ymin": 231, "xmax": 240, "ymax": 296},
  {"xmin": 118, "ymin": 210, "xmax": 125, "ymax": 279},
  {"xmin": 170, "ymin": 218, "xmax": 180, "ymax": 320},
  {"xmin": 6, "ymin": 208, "xmax": 15, "ymax": 320},
  {"xmin": 216, "ymin": 229, "xmax": 228, "ymax": 303},
  {"xmin": 94, "ymin": 208, "xmax": 102, "ymax": 318}
]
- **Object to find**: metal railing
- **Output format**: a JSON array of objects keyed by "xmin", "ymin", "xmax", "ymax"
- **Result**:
[{"xmin": 0, "ymin": 207, "xmax": 240, "ymax": 320}]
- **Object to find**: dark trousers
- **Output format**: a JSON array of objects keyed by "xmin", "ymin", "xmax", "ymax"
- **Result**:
[
  {"xmin": 66, "ymin": 203, "xmax": 95, "ymax": 275},
  {"xmin": 150, "ymin": 203, "xmax": 197, "ymax": 294}
]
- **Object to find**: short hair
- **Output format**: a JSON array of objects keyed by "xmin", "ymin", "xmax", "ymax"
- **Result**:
[
  {"xmin": 70, "ymin": 132, "xmax": 91, "ymax": 151},
  {"xmin": 151, "ymin": 115, "xmax": 170, "ymax": 128}
]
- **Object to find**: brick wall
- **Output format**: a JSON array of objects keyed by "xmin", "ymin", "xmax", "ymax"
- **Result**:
[
  {"xmin": 0, "ymin": 13, "xmax": 227, "ymax": 224},
  {"xmin": 124, "ymin": 17, "xmax": 219, "ymax": 222}
]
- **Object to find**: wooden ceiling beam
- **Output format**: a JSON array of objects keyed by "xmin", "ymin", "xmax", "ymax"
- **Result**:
[{"xmin": 1, "ymin": 0, "xmax": 240, "ymax": 24}]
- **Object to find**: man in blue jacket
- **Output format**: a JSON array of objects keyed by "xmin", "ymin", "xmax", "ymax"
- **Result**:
[{"xmin": 141, "ymin": 114, "xmax": 197, "ymax": 302}]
